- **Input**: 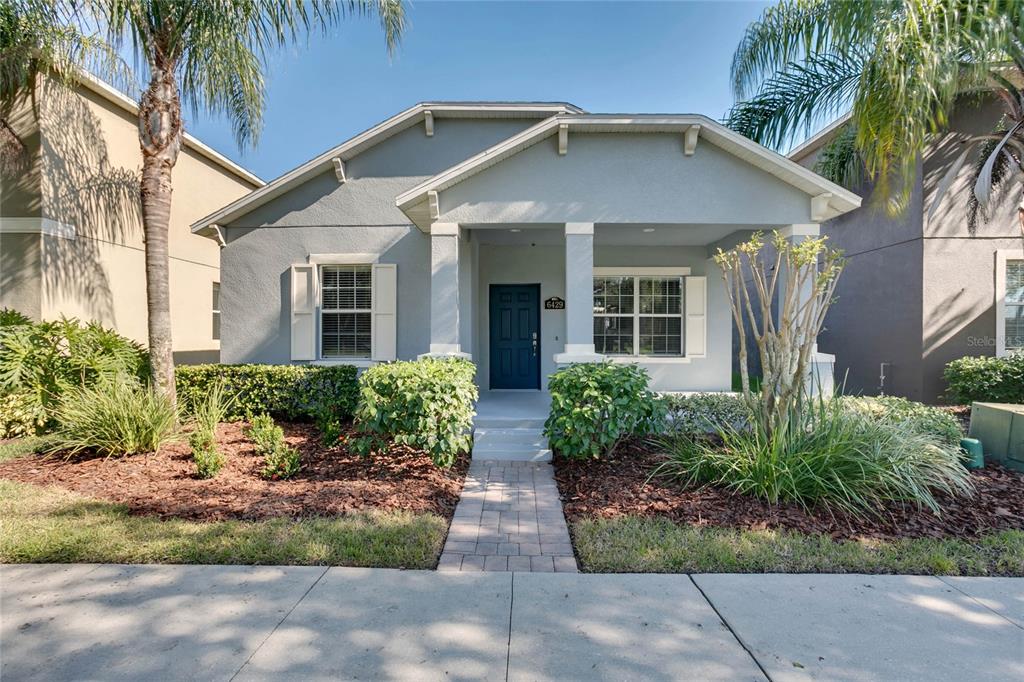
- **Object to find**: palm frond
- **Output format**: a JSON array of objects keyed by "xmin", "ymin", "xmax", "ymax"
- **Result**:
[
  {"xmin": 813, "ymin": 124, "xmax": 867, "ymax": 190},
  {"xmin": 731, "ymin": 0, "xmax": 891, "ymax": 98},
  {"xmin": 726, "ymin": 50, "xmax": 863, "ymax": 151}
]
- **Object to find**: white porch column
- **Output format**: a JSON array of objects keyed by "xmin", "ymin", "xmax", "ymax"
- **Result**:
[
  {"xmin": 422, "ymin": 222, "xmax": 470, "ymax": 358},
  {"xmin": 780, "ymin": 223, "xmax": 833, "ymax": 395},
  {"xmin": 554, "ymin": 222, "xmax": 603, "ymax": 364}
]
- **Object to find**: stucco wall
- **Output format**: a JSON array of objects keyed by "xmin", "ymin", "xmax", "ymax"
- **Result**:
[
  {"xmin": 218, "ymin": 118, "xmax": 545, "ymax": 365},
  {"xmin": 795, "ymin": 93, "xmax": 1018, "ymax": 402},
  {"xmin": 439, "ymin": 133, "xmax": 815, "ymax": 226},
  {"xmin": 0, "ymin": 233, "xmax": 42, "ymax": 318},
  {"xmin": 1, "ymin": 79, "xmax": 258, "ymax": 357}
]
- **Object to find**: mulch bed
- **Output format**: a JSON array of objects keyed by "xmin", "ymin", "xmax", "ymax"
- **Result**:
[
  {"xmin": 0, "ymin": 422, "xmax": 468, "ymax": 522},
  {"xmin": 554, "ymin": 439, "xmax": 1024, "ymax": 541}
]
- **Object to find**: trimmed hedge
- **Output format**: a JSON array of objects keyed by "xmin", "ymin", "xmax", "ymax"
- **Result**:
[
  {"xmin": 175, "ymin": 364, "xmax": 358, "ymax": 422},
  {"xmin": 944, "ymin": 354, "xmax": 1024, "ymax": 405},
  {"xmin": 352, "ymin": 358, "xmax": 477, "ymax": 468},
  {"xmin": 545, "ymin": 362, "xmax": 666, "ymax": 460}
]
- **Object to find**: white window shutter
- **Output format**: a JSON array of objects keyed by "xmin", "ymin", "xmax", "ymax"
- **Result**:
[
  {"xmin": 685, "ymin": 276, "xmax": 707, "ymax": 358},
  {"xmin": 290, "ymin": 264, "xmax": 317, "ymax": 361},
  {"xmin": 372, "ymin": 263, "xmax": 397, "ymax": 361}
]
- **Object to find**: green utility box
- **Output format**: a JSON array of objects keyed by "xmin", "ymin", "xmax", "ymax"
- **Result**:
[{"xmin": 968, "ymin": 402, "xmax": 1024, "ymax": 472}]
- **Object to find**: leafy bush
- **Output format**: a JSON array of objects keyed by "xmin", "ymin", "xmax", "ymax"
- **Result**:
[
  {"xmin": 844, "ymin": 396, "xmax": 962, "ymax": 447},
  {"xmin": 187, "ymin": 382, "xmax": 234, "ymax": 479},
  {"xmin": 352, "ymin": 358, "xmax": 477, "ymax": 468},
  {"xmin": 545, "ymin": 362, "xmax": 666, "ymax": 460},
  {"xmin": 47, "ymin": 378, "xmax": 179, "ymax": 458},
  {"xmin": 247, "ymin": 414, "xmax": 301, "ymax": 480},
  {"xmin": 654, "ymin": 395, "xmax": 974, "ymax": 517},
  {"xmin": 944, "ymin": 354, "xmax": 1024, "ymax": 404},
  {"xmin": 176, "ymin": 364, "xmax": 358, "ymax": 422},
  {"xmin": 665, "ymin": 393, "xmax": 749, "ymax": 434},
  {"xmin": 0, "ymin": 317, "xmax": 148, "ymax": 436},
  {"xmin": 260, "ymin": 441, "xmax": 301, "ymax": 480}
]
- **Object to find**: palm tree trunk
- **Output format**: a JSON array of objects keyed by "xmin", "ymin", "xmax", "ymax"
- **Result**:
[{"xmin": 138, "ymin": 59, "xmax": 182, "ymax": 404}]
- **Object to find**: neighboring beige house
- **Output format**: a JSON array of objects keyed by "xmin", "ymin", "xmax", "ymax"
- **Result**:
[{"xmin": 0, "ymin": 75, "xmax": 263, "ymax": 362}]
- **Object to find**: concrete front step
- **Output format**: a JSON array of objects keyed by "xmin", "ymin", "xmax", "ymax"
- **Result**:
[
  {"xmin": 471, "ymin": 426, "xmax": 551, "ymax": 462},
  {"xmin": 474, "ymin": 417, "xmax": 547, "ymax": 430}
]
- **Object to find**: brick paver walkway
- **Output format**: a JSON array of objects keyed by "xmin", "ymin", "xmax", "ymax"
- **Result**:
[{"xmin": 438, "ymin": 460, "xmax": 578, "ymax": 572}]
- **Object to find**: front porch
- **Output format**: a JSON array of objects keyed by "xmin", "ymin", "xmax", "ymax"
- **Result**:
[{"xmin": 398, "ymin": 114, "xmax": 860, "ymax": 393}]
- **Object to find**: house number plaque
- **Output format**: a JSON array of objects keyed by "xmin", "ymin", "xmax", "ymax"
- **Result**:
[{"xmin": 544, "ymin": 296, "xmax": 565, "ymax": 310}]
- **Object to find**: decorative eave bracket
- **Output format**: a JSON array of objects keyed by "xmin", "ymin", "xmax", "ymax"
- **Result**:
[
  {"xmin": 428, "ymin": 190, "xmax": 440, "ymax": 220},
  {"xmin": 810, "ymin": 193, "xmax": 833, "ymax": 222},
  {"xmin": 332, "ymin": 157, "xmax": 347, "ymax": 183},
  {"xmin": 424, "ymin": 110, "xmax": 434, "ymax": 137},
  {"xmin": 558, "ymin": 123, "xmax": 569, "ymax": 156},
  {"xmin": 684, "ymin": 125, "xmax": 701, "ymax": 156}
]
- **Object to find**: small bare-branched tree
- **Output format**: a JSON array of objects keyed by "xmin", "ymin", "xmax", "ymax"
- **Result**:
[{"xmin": 714, "ymin": 231, "xmax": 845, "ymax": 436}]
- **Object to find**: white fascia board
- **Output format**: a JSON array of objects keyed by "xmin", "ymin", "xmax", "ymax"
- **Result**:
[
  {"xmin": 787, "ymin": 112, "xmax": 852, "ymax": 163},
  {"xmin": 77, "ymin": 73, "xmax": 264, "ymax": 188},
  {"xmin": 190, "ymin": 102, "xmax": 583, "ymax": 235},
  {"xmin": 396, "ymin": 114, "xmax": 862, "ymax": 219}
]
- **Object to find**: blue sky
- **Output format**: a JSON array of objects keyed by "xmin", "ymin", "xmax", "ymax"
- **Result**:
[{"xmin": 185, "ymin": 1, "xmax": 772, "ymax": 181}]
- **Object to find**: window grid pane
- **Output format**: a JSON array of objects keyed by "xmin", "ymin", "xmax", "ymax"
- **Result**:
[
  {"xmin": 593, "ymin": 275, "xmax": 684, "ymax": 357},
  {"xmin": 321, "ymin": 265, "xmax": 372, "ymax": 358},
  {"xmin": 594, "ymin": 315, "xmax": 634, "ymax": 355}
]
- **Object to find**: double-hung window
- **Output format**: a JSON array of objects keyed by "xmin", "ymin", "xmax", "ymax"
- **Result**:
[
  {"xmin": 320, "ymin": 265, "xmax": 372, "ymax": 358},
  {"xmin": 1003, "ymin": 258, "xmax": 1024, "ymax": 354},
  {"xmin": 593, "ymin": 273, "xmax": 685, "ymax": 356}
]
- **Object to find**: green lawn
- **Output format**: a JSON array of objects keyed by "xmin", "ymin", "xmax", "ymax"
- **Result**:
[
  {"xmin": 0, "ymin": 479, "xmax": 448, "ymax": 568},
  {"xmin": 572, "ymin": 516, "xmax": 1024, "ymax": 576}
]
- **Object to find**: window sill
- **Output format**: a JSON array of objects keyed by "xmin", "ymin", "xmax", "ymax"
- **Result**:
[
  {"xmin": 606, "ymin": 355, "xmax": 692, "ymax": 364},
  {"xmin": 312, "ymin": 359, "xmax": 376, "ymax": 368}
]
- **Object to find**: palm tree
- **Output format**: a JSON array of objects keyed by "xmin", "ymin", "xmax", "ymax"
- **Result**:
[
  {"xmin": 40, "ymin": 0, "xmax": 404, "ymax": 404},
  {"xmin": 725, "ymin": 0, "xmax": 1022, "ymax": 223}
]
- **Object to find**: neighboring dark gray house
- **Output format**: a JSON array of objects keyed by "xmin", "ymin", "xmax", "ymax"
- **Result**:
[
  {"xmin": 791, "ymin": 95, "xmax": 1022, "ymax": 403},
  {"xmin": 191, "ymin": 102, "xmax": 859, "ymax": 394}
]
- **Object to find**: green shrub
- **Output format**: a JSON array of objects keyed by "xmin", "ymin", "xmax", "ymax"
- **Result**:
[
  {"xmin": 352, "ymin": 358, "xmax": 477, "ymax": 468},
  {"xmin": 260, "ymin": 441, "xmax": 301, "ymax": 480},
  {"xmin": 0, "ymin": 308, "xmax": 31, "ymax": 327},
  {"xmin": 654, "ymin": 395, "xmax": 974, "ymax": 518},
  {"xmin": 191, "ymin": 440, "xmax": 224, "ymax": 479},
  {"xmin": 665, "ymin": 392, "xmax": 749, "ymax": 434},
  {"xmin": 545, "ymin": 362, "xmax": 666, "ymax": 460},
  {"xmin": 47, "ymin": 378, "xmax": 179, "ymax": 458},
  {"xmin": 0, "ymin": 317, "xmax": 148, "ymax": 436},
  {"xmin": 246, "ymin": 414, "xmax": 300, "ymax": 480},
  {"xmin": 186, "ymin": 381, "xmax": 234, "ymax": 479},
  {"xmin": 175, "ymin": 364, "xmax": 358, "ymax": 422},
  {"xmin": 844, "ymin": 396, "xmax": 962, "ymax": 447},
  {"xmin": 944, "ymin": 354, "xmax": 1024, "ymax": 404}
]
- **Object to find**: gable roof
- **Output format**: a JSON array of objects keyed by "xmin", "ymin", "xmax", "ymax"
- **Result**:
[
  {"xmin": 396, "ymin": 113, "xmax": 862, "ymax": 229},
  {"xmin": 78, "ymin": 73, "xmax": 264, "ymax": 187},
  {"xmin": 787, "ymin": 113, "xmax": 852, "ymax": 164},
  {"xmin": 190, "ymin": 101, "xmax": 583, "ymax": 235}
]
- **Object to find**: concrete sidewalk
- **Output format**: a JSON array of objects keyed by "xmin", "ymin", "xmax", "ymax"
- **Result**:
[{"xmin": 1, "ymin": 565, "xmax": 1021, "ymax": 681}]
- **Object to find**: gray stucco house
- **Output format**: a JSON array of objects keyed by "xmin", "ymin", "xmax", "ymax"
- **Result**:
[
  {"xmin": 792, "ymin": 94, "xmax": 1022, "ymax": 403},
  {"xmin": 192, "ymin": 102, "xmax": 859, "ymax": 393}
]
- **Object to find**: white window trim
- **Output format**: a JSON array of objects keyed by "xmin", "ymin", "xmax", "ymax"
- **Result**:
[
  {"xmin": 996, "ymin": 249, "xmax": 1024, "ymax": 357},
  {"xmin": 308, "ymin": 252, "xmax": 379, "ymax": 265},
  {"xmin": 318, "ymin": 264, "xmax": 374, "ymax": 362},
  {"xmin": 593, "ymin": 267, "xmax": 691, "ymax": 359},
  {"xmin": 211, "ymin": 282, "xmax": 221, "ymax": 341}
]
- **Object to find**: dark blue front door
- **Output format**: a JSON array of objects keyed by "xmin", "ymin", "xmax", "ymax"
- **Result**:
[{"xmin": 489, "ymin": 284, "xmax": 540, "ymax": 389}]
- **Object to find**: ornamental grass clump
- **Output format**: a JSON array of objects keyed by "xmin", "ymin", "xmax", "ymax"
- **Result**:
[
  {"xmin": 47, "ymin": 377, "xmax": 178, "ymax": 458},
  {"xmin": 186, "ymin": 381, "xmax": 235, "ymax": 479},
  {"xmin": 654, "ymin": 395, "xmax": 974, "ymax": 518}
]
